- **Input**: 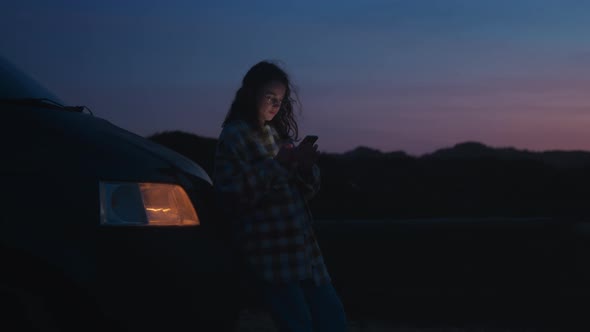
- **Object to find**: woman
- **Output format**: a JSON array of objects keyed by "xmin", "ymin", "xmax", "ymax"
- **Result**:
[{"xmin": 213, "ymin": 61, "xmax": 347, "ymax": 332}]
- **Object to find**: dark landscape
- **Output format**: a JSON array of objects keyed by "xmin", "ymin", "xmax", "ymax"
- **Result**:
[
  {"xmin": 149, "ymin": 130, "xmax": 590, "ymax": 330},
  {"xmin": 148, "ymin": 130, "xmax": 590, "ymax": 220}
]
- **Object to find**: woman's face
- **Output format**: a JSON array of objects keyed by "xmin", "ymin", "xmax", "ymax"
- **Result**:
[{"xmin": 257, "ymin": 80, "xmax": 286, "ymax": 125}]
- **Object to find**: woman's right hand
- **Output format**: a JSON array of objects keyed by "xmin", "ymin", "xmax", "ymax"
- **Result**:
[
  {"xmin": 275, "ymin": 143, "xmax": 296, "ymax": 169},
  {"xmin": 295, "ymin": 142, "xmax": 320, "ymax": 172}
]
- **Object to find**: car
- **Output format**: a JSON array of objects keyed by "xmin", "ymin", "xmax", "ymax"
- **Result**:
[{"xmin": 0, "ymin": 55, "xmax": 239, "ymax": 332}]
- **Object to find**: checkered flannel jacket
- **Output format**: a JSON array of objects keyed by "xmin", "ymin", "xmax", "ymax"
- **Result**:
[{"xmin": 213, "ymin": 120, "xmax": 331, "ymax": 285}]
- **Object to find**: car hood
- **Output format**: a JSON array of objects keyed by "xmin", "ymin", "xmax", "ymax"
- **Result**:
[
  {"xmin": 4, "ymin": 107, "xmax": 211, "ymax": 185},
  {"xmin": 1, "ymin": 55, "xmax": 210, "ymax": 184}
]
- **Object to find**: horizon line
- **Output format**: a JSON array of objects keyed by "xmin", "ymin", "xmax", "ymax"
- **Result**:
[{"xmin": 146, "ymin": 130, "xmax": 590, "ymax": 157}]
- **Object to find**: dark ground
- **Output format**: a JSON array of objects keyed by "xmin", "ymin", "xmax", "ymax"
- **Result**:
[{"xmin": 233, "ymin": 217, "xmax": 589, "ymax": 331}]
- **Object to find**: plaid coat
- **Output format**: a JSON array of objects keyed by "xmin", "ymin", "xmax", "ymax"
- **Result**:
[{"xmin": 213, "ymin": 120, "xmax": 331, "ymax": 285}]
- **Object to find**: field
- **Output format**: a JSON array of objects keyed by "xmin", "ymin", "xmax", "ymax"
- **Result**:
[
  {"xmin": 233, "ymin": 218, "xmax": 589, "ymax": 331},
  {"xmin": 234, "ymin": 308, "xmax": 547, "ymax": 331}
]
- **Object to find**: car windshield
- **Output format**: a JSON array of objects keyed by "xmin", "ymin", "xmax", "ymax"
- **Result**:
[{"xmin": 0, "ymin": 56, "xmax": 63, "ymax": 104}]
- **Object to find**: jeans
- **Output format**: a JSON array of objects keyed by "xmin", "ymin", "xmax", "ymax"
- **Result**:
[{"xmin": 260, "ymin": 279, "xmax": 348, "ymax": 332}]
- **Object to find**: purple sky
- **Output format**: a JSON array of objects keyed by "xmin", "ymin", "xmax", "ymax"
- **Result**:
[{"xmin": 2, "ymin": 0, "xmax": 589, "ymax": 156}]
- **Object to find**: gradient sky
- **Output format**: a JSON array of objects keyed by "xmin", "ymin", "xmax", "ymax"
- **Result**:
[{"xmin": 2, "ymin": 0, "xmax": 589, "ymax": 156}]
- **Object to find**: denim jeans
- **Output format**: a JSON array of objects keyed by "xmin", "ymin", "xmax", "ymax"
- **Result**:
[{"xmin": 260, "ymin": 279, "xmax": 348, "ymax": 332}]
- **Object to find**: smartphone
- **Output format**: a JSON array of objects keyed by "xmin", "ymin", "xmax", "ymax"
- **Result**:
[{"xmin": 299, "ymin": 135, "xmax": 318, "ymax": 147}]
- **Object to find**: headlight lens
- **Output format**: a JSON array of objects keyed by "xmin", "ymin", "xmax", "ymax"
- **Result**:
[{"xmin": 100, "ymin": 181, "xmax": 200, "ymax": 226}]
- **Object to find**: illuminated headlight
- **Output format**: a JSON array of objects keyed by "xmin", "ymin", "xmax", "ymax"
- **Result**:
[{"xmin": 99, "ymin": 182, "xmax": 200, "ymax": 226}]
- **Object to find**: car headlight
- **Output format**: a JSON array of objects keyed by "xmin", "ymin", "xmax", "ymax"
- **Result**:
[{"xmin": 99, "ymin": 181, "xmax": 200, "ymax": 226}]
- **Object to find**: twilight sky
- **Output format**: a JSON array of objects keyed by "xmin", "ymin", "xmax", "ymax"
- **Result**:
[{"xmin": 2, "ymin": 0, "xmax": 589, "ymax": 156}]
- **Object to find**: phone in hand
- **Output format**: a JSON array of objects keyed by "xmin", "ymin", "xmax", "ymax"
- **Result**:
[{"xmin": 298, "ymin": 135, "xmax": 318, "ymax": 147}]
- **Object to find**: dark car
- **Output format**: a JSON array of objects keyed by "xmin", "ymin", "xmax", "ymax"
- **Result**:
[{"xmin": 0, "ymin": 56, "xmax": 239, "ymax": 332}]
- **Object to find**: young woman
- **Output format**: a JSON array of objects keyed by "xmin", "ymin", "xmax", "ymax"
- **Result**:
[{"xmin": 213, "ymin": 61, "xmax": 348, "ymax": 331}]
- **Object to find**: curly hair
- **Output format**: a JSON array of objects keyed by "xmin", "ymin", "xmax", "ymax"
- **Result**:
[{"xmin": 222, "ymin": 60, "xmax": 300, "ymax": 141}]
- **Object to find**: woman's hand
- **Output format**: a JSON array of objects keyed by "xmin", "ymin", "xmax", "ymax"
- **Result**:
[
  {"xmin": 296, "ymin": 143, "xmax": 320, "ymax": 173},
  {"xmin": 275, "ymin": 143, "xmax": 297, "ymax": 169}
]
